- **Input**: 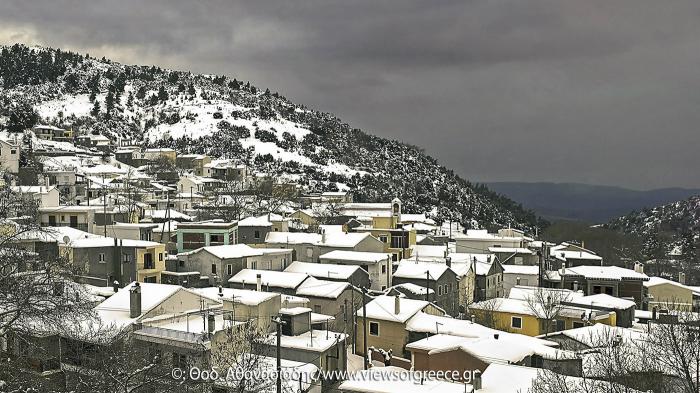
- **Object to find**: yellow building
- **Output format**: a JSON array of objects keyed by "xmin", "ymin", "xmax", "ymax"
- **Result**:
[
  {"xmin": 469, "ymin": 297, "xmax": 617, "ymax": 337},
  {"xmin": 645, "ymin": 276, "xmax": 700, "ymax": 312}
]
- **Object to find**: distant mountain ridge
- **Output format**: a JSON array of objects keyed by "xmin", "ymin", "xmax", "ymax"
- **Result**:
[{"xmin": 485, "ymin": 181, "xmax": 700, "ymax": 223}]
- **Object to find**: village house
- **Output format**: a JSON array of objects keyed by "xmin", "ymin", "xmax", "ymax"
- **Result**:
[
  {"xmin": 68, "ymin": 237, "xmax": 167, "ymax": 286},
  {"xmin": 39, "ymin": 204, "xmax": 101, "ymax": 233},
  {"xmin": 176, "ymin": 153, "xmax": 211, "ymax": 176},
  {"xmin": 453, "ymin": 228, "xmax": 532, "ymax": 254},
  {"xmin": 392, "ymin": 261, "xmax": 460, "ymax": 316},
  {"xmin": 228, "ymin": 269, "xmax": 313, "ymax": 295},
  {"xmin": 263, "ymin": 231, "xmax": 385, "ymax": 263},
  {"xmin": 469, "ymin": 296, "xmax": 617, "ymax": 337},
  {"xmin": 547, "ymin": 265, "xmax": 649, "ymax": 307},
  {"xmin": 237, "ymin": 213, "xmax": 289, "ymax": 244},
  {"xmin": 0, "ymin": 134, "xmax": 21, "ymax": 173},
  {"xmin": 644, "ymin": 275, "xmax": 700, "ymax": 312},
  {"xmin": 406, "ymin": 333, "xmax": 578, "ymax": 378},
  {"xmin": 176, "ymin": 220, "xmax": 238, "ymax": 253},
  {"xmin": 284, "ymin": 260, "xmax": 370, "ymax": 288},
  {"xmin": 10, "ymin": 185, "xmax": 60, "ymax": 207},
  {"xmin": 174, "ymin": 244, "xmax": 292, "ymax": 285},
  {"xmin": 319, "ymin": 250, "xmax": 392, "ymax": 291},
  {"xmin": 356, "ymin": 295, "xmax": 444, "ymax": 359},
  {"xmin": 33, "ymin": 125, "xmax": 73, "ymax": 142},
  {"xmin": 550, "ymin": 242, "xmax": 603, "ymax": 267}
]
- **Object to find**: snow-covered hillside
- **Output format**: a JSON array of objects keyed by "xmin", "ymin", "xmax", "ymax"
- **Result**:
[{"xmin": 0, "ymin": 43, "xmax": 544, "ymax": 231}]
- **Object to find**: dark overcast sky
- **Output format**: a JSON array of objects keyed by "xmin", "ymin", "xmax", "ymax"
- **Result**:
[{"xmin": 2, "ymin": 0, "xmax": 700, "ymax": 190}]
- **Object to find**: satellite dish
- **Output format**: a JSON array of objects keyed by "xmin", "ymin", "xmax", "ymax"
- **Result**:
[{"xmin": 62, "ymin": 236, "xmax": 71, "ymax": 244}]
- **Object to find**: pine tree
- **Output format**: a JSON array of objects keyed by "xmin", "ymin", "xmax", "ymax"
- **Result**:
[
  {"xmin": 105, "ymin": 90, "xmax": 115, "ymax": 119},
  {"xmin": 136, "ymin": 86, "xmax": 146, "ymax": 100},
  {"xmin": 90, "ymin": 100, "xmax": 101, "ymax": 117},
  {"xmin": 7, "ymin": 101, "xmax": 38, "ymax": 133},
  {"xmin": 187, "ymin": 84, "xmax": 196, "ymax": 96},
  {"xmin": 157, "ymin": 85, "xmax": 168, "ymax": 102}
]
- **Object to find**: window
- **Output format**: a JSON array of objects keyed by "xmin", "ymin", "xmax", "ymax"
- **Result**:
[
  {"xmin": 438, "ymin": 286, "xmax": 443, "ymax": 296},
  {"xmin": 306, "ymin": 247, "xmax": 314, "ymax": 258},
  {"xmin": 98, "ymin": 253, "xmax": 105, "ymax": 263},
  {"xmin": 254, "ymin": 230, "xmax": 261, "ymax": 239},
  {"xmin": 210, "ymin": 233, "xmax": 224, "ymax": 246},
  {"xmin": 314, "ymin": 305, "xmax": 322, "ymax": 313},
  {"xmin": 10, "ymin": 149, "xmax": 16, "ymax": 155},
  {"xmin": 379, "ymin": 235, "xmax": 388, "ymax": 243},
  {"xmin": 392, "ymin": 253, "xmax": 398, "ymax": 261},
  {"xmin": 251, "ymin": 261, "xmax": 257, "ymax": 270},
  {"xmin": 227, "ymin": 264, "xmax": 232, "ymax": 276},
  {"xmin": 555, "ymin": 319, "xmax": 566, "ymax": 332},
  {"xmin": 158, "ymin": 253, "xmax": 163, "ymax": 261},
  {"xmin": 381, "ymin": 265, "xmax": 386, "ymax": 274},
  {"xmin": 573, "ymin": 321, "xmax": 585, "ymax": 329},
  {"xmin": 211, "ymin": 264, "xmax": 217, "ymax": 275},
  {"xmin": 122, "ymin": 254, "xmax": 131, "ymax": 263},
  {"xmin": 179, "ymin": 259, "xmax": 185, "ymax": 268},
  {"xmin": 511, "ymin": 316, "xmax": 523, "ymax": 329},
  {"xmin": 369, "ymin": 322, "xmax": 379, "ymax": 336}
]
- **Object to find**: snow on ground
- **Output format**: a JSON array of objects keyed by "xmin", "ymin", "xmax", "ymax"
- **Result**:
[{"xmin": 35, "ymin": 93, "xmax": 95, "ymax": 119}]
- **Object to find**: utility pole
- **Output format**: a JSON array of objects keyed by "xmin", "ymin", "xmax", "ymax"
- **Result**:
[
  {"xmin": 425, "ymin": 271, "xmax": 431, "ymax": 302},
  {"xmin": 361, "ymin": 286, "xmax": 368, "ymax": 370},
  {"xmin": 351, "ymin": 287, "xmax": 357, "ymax": 354},
  {"xmin": 102, "ymin": 182, "xmax": 107, "ymax": 237},
  {"xmin": 271, "ymin": 316, "xmax": 287, "ymax": 393}
]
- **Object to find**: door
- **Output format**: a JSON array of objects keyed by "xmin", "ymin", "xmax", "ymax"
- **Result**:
[
  {"xmin": 69, "ymin": 215, "xmax": 78, "ymax": 228},
  {"xmin": 48, "ymin": 215, "xmax": 56, "ymax": 226}
]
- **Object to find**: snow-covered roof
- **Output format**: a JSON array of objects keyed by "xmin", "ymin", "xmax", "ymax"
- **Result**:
[
  {"xmin": 15, "ymin": 226, "xmax": 102, "ymax": 244},
  {"xmin": 546, "ymin": 324, "xmax": 647, "ymax": 348},
  {"xmin": 644, "ymin": 276, "xmax": 700, "ymax": 295},
  {"xmin": 193, "ymin": 287, "xmax": 279, "ymax": 306},
  {"xmin": 390, "ymin": 283, "xmax": 434, "ymax": 296},
  {"xmin": 276, "ymin": 329, "xmax": 346, "ymax": 353},
  {"xmin": 181, "ymin": 244, "xmax": 263, "ymax": 259},
  {"xmin": 502, "ymin": 265, "xmax": 540, "ymax": 275},
  {"xmin": 393, "ymin": 261, "xmax": 453, "ymax": 280},
  {"xmin": 357, "ymin": 295, "xmax": 434, "ymax": 323},
  {"xmin": 561, "ymin": 265, "xmax": 649, "ymax": 281},
  {"xmin": 471, "ymin": 297, "xmax": 613, "ymax": 320},
  {"xmin": 284, "ymin": 261, "xmax": 363, "ymax": 280},
  {"xmin": 488, "ymin": 247, "xmax": 534, "ymax": 254},
  {"xmin": 295, "ymin": 277, "xmax": 351, "ymax": 299},
  {"xmin": 573, "ymin": 293, "xmax": 637, "ymax": 309},
  {"xmin": 228, "ymin": 269, "xmax": 310, "ymax": 289},
  {"xmin": 405, "ymin": 311, "xmax": 557, "ymax": 347},
  {"xmin": 265, "ymin": 231, "xmax": 322, "ymax": 245},
  {"xmin": 71, "ymin": 236, "xmax": 162, "ymax": 249},
  {"xmin": 144, "ymin": 209, "xmax": 193, "ymax": 221},
  {"xmin": 237, "ymin": 215, "xmax": 273, "ymax": 227},
  {"xmin": 319, "ymin": 250, "xmax": 391, "ymax": 264},
  {"xmin": 10, "ymin": 185, "xmax": 57, "ymax": 194}
]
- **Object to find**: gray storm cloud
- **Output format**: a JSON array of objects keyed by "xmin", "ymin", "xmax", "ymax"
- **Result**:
[{"xmin": 2, "ymin": 0, "xmax": 700, "ymax": 189}]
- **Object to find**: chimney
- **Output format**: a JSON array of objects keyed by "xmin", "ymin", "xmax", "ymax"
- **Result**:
[
  {"xmin": 516, "ymin": 277, "xmax": 521, "ymax": 286},
  {"xmin": 394, "ymin": 295, "xmax": 401, "ymax": 315},
  {"xmin": 112, "ymin": 280, "xmax": 120, "ymax": 293},
  {"xmin": 445, "ymin": 256, "xmax": 452, "ymax": 268},
  {"xmin": 679, "ymin": 272, "xmax": 686, "ymax": 285},
  {"xmin": 573, "ymin": 282, "xmax": 579, "ymax": 292},
  {"xmin": 473, "ymin": 372, "xmax": 482, "ymax": 391},
  {"xmin": 129, "ymin": 282, "xmax": 142, "ymax": 318},
  {"xmin": 256, "ymin": 273, "xmax": 262, "ymax": 291},
  {"xmin": 634, "ymin": 262, "xmax": 644, "ymax": 274},
  {"xmin": 652, "ymin": 306, "xmax": 657, "ymax": 320},
  {"xmin": 321, "ymin": 229, "xmax": 326, "ymax": 244},
  {"xmin": 493, "ymin": 333, "xmax": 499, "ymax": 340}
]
